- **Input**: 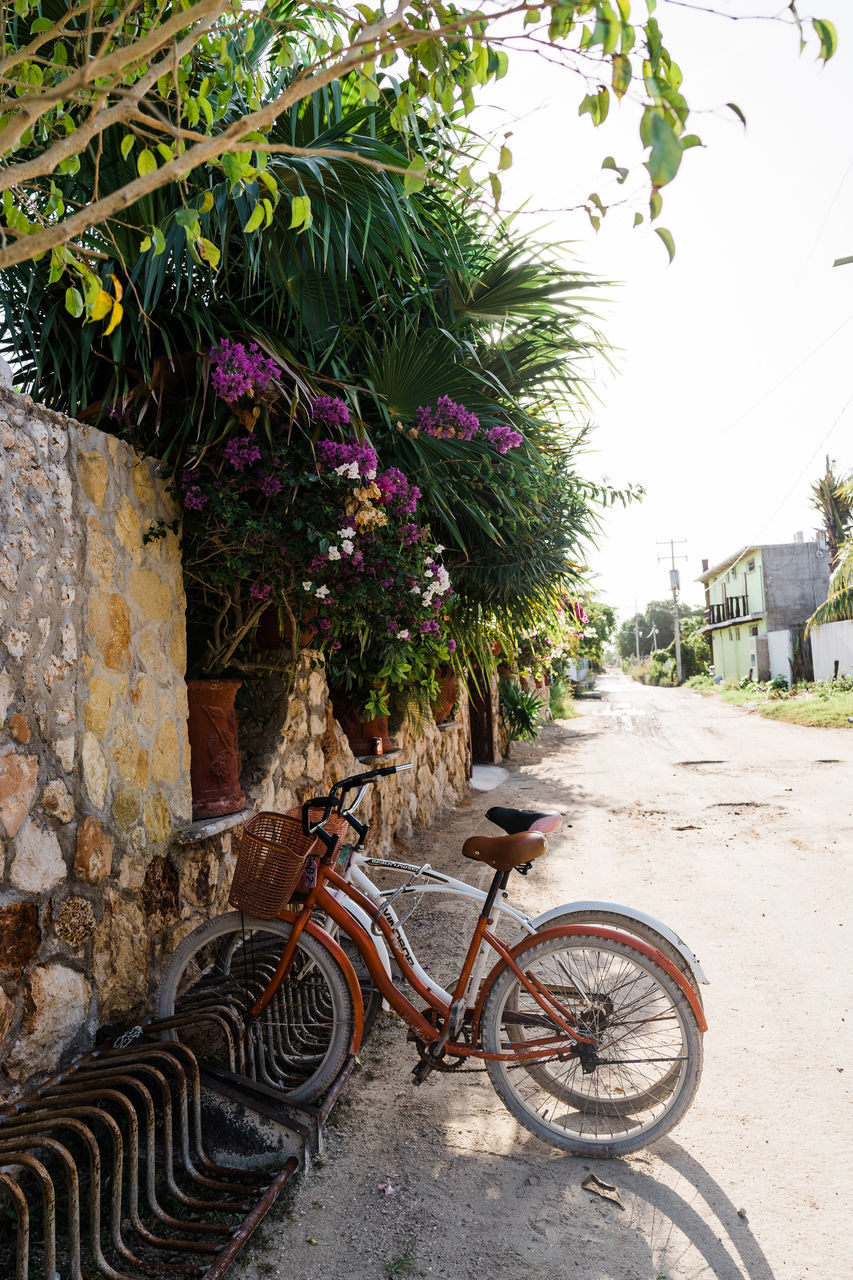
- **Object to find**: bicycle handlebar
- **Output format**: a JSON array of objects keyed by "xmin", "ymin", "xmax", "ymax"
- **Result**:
[{"xmin": 300, "ymin": 762, "xmax": 413, "ymax": 846}]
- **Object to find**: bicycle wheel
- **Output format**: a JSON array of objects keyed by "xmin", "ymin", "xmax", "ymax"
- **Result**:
[
  {"xmin": 481, "ymin": 933, "xmax": 703, "ymax": 1158},
  {"xmin": 156, "ymin": 912, "xmax": 354, "ymax": 1103}
]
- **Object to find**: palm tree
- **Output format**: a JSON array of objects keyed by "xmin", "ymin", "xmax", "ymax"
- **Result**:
[
  {"xmin": 807, "ymin": 483, "xmax": 853, "ymax": 630},
  {"xmin": 810, "ymin": 456, "xmax": 853, "ymax": 572}
]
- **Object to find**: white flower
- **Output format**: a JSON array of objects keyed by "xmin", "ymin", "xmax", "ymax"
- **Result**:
[
  {"xmin": 397, "ymin": 629, "xmax": 410, "ymax": 641},
  {"xmin": 411, "ymin": 585, "xmax": 421, "ymax": 595},
  {"xmin": 341, "ymin": 539, "xmax": 354, "ymax": 555},
  {"xmin": 364, "ymin": 468, "xmax": 377, "ymax": 480},
  {"xmin": 337, "ymin": 526, "xmax": 356, "ymax": 539},
  {"xmin": 315, "ymin": 585, "xmax": 330, "ymax": 600},
  {"xmin": 334, "ymin": 462, "xmax": 360, "ymax": 480},
  {"xmin": 327, "ymin": 546, "xmax": 342, "ymax": 561},
  {"xmin": 433, "ymin": 544, "xmax": 445, "ymax": 555},
  {"xmin": 302, "ymin": 581, "xmax": 313, "ymax": 591}
]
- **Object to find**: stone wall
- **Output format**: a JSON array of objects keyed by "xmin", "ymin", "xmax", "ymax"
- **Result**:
[
  {"xmin": 0, "ymin": 389, "xmax": 472, "ymax": 1094},
  {"xmin": 0, "ymin": 388, "xmax": 190, "ymax": 1092}
]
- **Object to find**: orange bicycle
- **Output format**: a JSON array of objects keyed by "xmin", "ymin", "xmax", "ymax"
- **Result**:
[{"xmin": 159, "ymin": 765, "xmax": 706, "ymax": 1158}]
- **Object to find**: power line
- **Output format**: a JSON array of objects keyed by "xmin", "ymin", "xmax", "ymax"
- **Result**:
[{"xmin": 757, "ymin": 389, "xmax": 853, "ymax": 538}]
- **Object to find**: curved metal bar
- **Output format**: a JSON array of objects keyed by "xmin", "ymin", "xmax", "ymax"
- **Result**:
[
  {"xmin": 0, "ymin": 1135, "xmax": 81, "ymax": 1280},
  {"xmin": 0, "ymin": 1170, "xmax": 30, "ymax": 1279}
]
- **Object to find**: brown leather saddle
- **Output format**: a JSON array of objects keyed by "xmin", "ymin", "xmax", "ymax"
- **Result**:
[{"xmin": 462, "ymin": 829, "xmax": 547, "ymax": 873}]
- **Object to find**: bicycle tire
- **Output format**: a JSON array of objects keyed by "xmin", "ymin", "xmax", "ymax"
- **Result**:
[
  {"xmin": 481, "ymin": 932, "xmax": 703, "ymax": 1158},
  {"xmin": 156, "ymin": 911, "xmax": 354, "ymax": 1103}
]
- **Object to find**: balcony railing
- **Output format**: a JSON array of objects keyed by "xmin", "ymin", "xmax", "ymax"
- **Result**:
[{"xmin": 706, "ymin": 596, "xmax": 750, "ymax": 625}]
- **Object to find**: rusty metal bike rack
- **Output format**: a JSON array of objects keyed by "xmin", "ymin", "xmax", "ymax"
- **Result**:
[{"xmin": 0, "ymin": 1021, "xmax": 299, "ymax": 1279}]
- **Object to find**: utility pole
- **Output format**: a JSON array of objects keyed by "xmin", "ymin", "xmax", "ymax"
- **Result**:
[
  {"xmin": 658, "ymin": 538, "xmax": 688, "ymax": 683},
  {"xmin": 647, "ymin": 622, "xmax": 659, "ymax": 651}
]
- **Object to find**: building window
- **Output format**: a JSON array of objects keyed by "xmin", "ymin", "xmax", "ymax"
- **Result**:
[
  {"xmin": 747, "ymin": 558, "xmax": 755, "ymax": 572},
  {"xmin": 750, "ymin": 625, "xmax": 758, "ymax": 637}
]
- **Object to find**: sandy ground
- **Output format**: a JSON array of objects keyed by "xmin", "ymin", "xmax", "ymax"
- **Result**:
[{"xmin": 236, "ymin": 672, "xmax": 853, "ymax": 1280}]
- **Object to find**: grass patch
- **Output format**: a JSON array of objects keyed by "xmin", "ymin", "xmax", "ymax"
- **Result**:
[
  {"xmin": 684, "ymin": 674, "xmax": 714, "ymax": 690},
  {"xmin": 549, "ymin": 678, "xmax": 579, "ymax": 719},
  {"xmin": 758, "ymin": 692, "xmax": 853, "ymax": 727},
  {"xmin": 384, "ymin": 1240, "xmax": 418, "ymax": 1278},
  {"xmin": 718, "ymin": 685, "xmax": 772, "ymax": 705}
]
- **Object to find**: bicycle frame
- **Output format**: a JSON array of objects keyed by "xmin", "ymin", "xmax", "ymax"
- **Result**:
[{"xmin": 249, "ymin": 863, "xmax": 602, "ymax": 1064}]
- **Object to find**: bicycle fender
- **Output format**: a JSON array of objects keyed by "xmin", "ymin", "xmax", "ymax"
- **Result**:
[
  {"xmin": 472, "ymin": 925, "xmax": 708, "ymax": 1039},
  {"xmin": 528, "ymin": 900, "xmax": 709, "ymax": 988},
  {"xmin": 277, "ymin": 910, "xmax": 365, "ymax": 1053}
]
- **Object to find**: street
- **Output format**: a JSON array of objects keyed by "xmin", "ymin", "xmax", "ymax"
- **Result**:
[{"xmin": 241, "ymin": 673, "xmax": 853, "ymax": 1280}]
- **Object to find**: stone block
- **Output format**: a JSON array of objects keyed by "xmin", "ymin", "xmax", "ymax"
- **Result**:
[
  {"xmin": 5, "ymin": 963, "xmax": 91, "ymax": 1080},
  {"xmin": 0, "ymin": 669, "xmax": 15, "ymax": 721},
  {"xmin": 82, "ymin": 733, "xmax": 108, "ymax": 808},
  {"xmin": 128, "ymin": 566, "xmax": 173, "ymax": 621},
  {"xmin": 113, "ymin": 716, "xmax": 149, "ymax": 788},
  {"xmin": 112, "ymin": 787, "xmax": 140, "ymax": 831},
  {"xmin": 85, "ymin": 675, "xmax": 119, "ymax": 736},
  {"xmin": 0, "ymin": 902, "xmax": 40, "ymax": 974},
  {"xmin": 151, "ymin": 720, "xmax": 180, "ymax": 784},
  {"xmin": 74, "ymin": 815, "xmax": 114, "ymax": 883},
  {"xmin": 76, "ymin": 450, "xmax": 109, "ymax": 506},
  {"xmin": 86, "ymin": 591, "xmax": 131, "ymax": 672},
  {"xmin": 41, "ymin": 779, "xmax": 75, "ymax": 823},
  {"xmin": 0, "ymin": 748, "xmax": 39, "ymax": 837},
  {"xmin": 54, "ymin": 897, "xmax": 96, "ymax": 946},
  {"xmin": 85, "ymin": 514, "xmax": 117, "ymax": 582},
  {"xmin": 9, "ymin": 713, "xmax": 31, "ymax": 743},
  {"xmin": 144, "ymin": 793, "xmax": 171, "ymax": 844},
  {"xmin": 132, "ymin": 461, "xmax": 157, "ymax": 507},
  {"xmin": 115, "ymin": 495, "xmax": 142, "ymax": 562},
  {"xmin": 130, "ymin": 673, "xmax": 159, "ymax": 732},
  {"xmin": 10, "ymin": 817, "xmax": 66, "ymax": 893},
  {"xmin": 55, "ymin": 735, "xmax": 75, "ymax": 772},
  {"xmin": 141, "ymin": 854, "xmax": 179, "ymax": 931}
]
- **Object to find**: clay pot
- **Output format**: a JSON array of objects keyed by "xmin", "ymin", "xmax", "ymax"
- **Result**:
[
  {"xmin": 186, "ymin": 679, "xmax": 246, "ymax": 821},
  {"xmin": 330, "ymin": 691, "xmax": 393, "ymax": 755},
  {"xmin": 432, "ymin": 669, "xmax": 458, "ymax": 724},
  {"xmin": 255, "ymin": 602, "xmax": 317, "ymax": 651}
]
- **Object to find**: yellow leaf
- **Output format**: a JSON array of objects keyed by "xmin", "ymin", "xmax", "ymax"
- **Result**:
[
  {"xmin": 109, "ymin": 274, "xmax": 123, "ymax": 302},
  {"xmin": 200, "ymin": 191, "xmax": 214, "ymax": 213},
  {"xmin": 89, "ymin": 289, "xmax": 112, "ymax": 320},
  {"xmin": 103, "ymin": 300, "xmax": 124, "ymax": 335}
]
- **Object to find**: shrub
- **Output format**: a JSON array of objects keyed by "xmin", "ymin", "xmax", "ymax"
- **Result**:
[{"xmin": 499, "ymin": 680, "xmax": 543, "ymax": 743}]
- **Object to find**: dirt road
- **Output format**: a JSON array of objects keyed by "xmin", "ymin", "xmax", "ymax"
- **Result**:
[{"xmin": 240, "ymin": 673, "xmax": 853, "ymax": 1280}]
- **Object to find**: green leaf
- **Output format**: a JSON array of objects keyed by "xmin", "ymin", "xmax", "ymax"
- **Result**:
[
  {"xmin": 611, "ymin": 52, "xmax": 631, "ymax": 98},
  {"xmin": 489, "ymin": 172, "xmax": 502, "ymax": 209},
  {"xmin": 137, "ymin": 149, "xmax": 157, "ymax": 177},
  {"xmin": 498, "ymin": 145, "xmax": 512, "ymax": 171},
  {"xmin": 646, "ymin": 114, "xmax": 682, "ymax": 188},
  {"xmin": 403, "ymin": 157, "xmax": 426, "ymax": 195},
  {"xmin": 633, "ymin": 211, "xmax": 644, "ymax": 227},
  {"xmin": 727, "ymin": 102, "xmax": 747, "ymax": 127},
  {"xmin": 152, "ymin": 227, "xmax": 166, "ymax": 256},
  {"xmin": 655, "ymin": 226, "xmax": 675, "ymax": 263},
  {"xmin": 289, "ymin": 195, "xmax": 312, "ymax": 231},
  {"xmin": 649, "ymin": 189, "xmax": 662, "ymax": 220},
  {"xmin": 602, "ymin": 155, "xmax": 629, "ymax": 184},
  {"xmin": 65, "ymin": 287, "xmax": 84, "ymax": 318},
  {"xmin": 120, "ymin": 134, "xmax": 135, "ymax": 162},
  {"xmin": 244, "ymin": 204, "xmax": 265, "ymax": 234},
  {"xmin": 812, "ymin": 18, "xmax": 838, "ymax": 61}
]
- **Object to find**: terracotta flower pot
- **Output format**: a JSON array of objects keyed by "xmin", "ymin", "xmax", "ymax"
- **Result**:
[
  {"xmin": 330, "ymin": 691, "xmax": 393, "ymax": 755},
  {"xmin": 255, "ymin": 602, "xmax": 317, "ymax": 650},
  {"xmin": 432, "ymin": 669, "xmax": 458, "ymax": 723},
  {"xmin": 186, "ymin": 679, "xmax": 246, "ymax": 821}
]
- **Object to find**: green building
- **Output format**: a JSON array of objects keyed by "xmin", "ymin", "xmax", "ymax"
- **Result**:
[{"xmin": 697, "ymin": 540, "xmax": 829, "ymax": 683}]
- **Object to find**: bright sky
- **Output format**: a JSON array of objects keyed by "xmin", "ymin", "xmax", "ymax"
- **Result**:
[{"xmin": 477, "ymin": 0, "xmax": 852, "ymax": 619}]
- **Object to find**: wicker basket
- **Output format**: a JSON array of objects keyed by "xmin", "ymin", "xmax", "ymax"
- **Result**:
[{"xmin": 229, "ymin": 808, "xmax": 348, "ymax": 919}]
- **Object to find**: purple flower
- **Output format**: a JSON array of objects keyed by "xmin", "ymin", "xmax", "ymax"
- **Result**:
[
  {"xmin": 259, "ymin": 472, "xmax": 283, "ymax": 497},
  {"xmin": 420, "ymin": 618, "xmax": 441, "ymax": 635},
  {"xmin": 250, "ymin": 582, "xmax": 272, "ymax": 600},
  {"xmin": 210, "ymin": 339, "xmax": 279, "ymax": 403},
  {"xmin": 183, "ymin": 486, "xmax": 208, "ymax": 511},
  {"xmin": 375, "ymin": 467, "xmax": 420, "ymax": 516},
  {"xmin": 447, "ymin": 638, "xmax": 457, "ymax": 652},
  {"xmin": 223, "ymin": 436, "xmax": 262, "ymax": 471},
  {"xmin": 416, "ymin": 396, "xmax": 480, "ymax": 441},
  {"xmin": 312, "ymin": 396, "xmax": 350, "ymax": 428},
  {"xmin": 486, "ymin": 424, "xmax": 524, "ymax": 454},
  {"xmin": 316, "ymin": 438, "xmax": 378, "ymax": 480}
]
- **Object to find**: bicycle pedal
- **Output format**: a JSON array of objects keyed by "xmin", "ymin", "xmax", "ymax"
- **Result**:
[{"xmin": 411, "ymin": 1058, "xmax": 433, "ymax": 1085}]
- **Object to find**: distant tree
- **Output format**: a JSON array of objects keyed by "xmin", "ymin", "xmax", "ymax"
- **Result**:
[
  {"xmin": 807, "ymin": 482, "xmax": 853, "ymax": 630},
  {"xmin": 578, "ymin": 601, "xmax": 616, "ymax": 672},
  {"xmin": 617, "ymin": 599, "xmax": 704, "ymax": 660},
  {"xmin": 810, "ymin": 457, "xmax": 853, "ymax": 572}
]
